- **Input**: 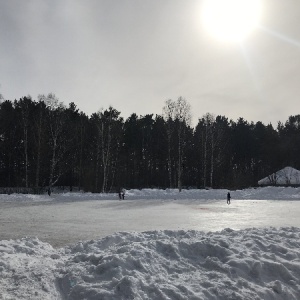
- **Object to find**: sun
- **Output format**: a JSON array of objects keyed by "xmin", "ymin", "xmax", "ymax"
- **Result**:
[{"xmin": 201, "ymin": 0, "xmax": 262, "ymax": 42}]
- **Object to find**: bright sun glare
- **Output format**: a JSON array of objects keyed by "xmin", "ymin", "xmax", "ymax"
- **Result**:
[{"xmin": 201, "ymin": 0, "xmax": 262, "ymax": 42}]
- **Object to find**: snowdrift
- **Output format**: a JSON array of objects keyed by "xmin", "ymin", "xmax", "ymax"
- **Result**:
[
  {"xmin": 1, "ymin": 227, "xmax": 300, "ymax": 299},
  {"xmin": 1, "ymin": 186, "xmax": 300, "ymax": 202},
  {"xmin": 258, "ymin": 167, "xmax": 300, "ymax": 186}
]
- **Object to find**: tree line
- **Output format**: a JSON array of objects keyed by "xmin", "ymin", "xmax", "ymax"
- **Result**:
[{"xmin": 0, "ymin": 94, "xmax": 299, "ymax": 193}]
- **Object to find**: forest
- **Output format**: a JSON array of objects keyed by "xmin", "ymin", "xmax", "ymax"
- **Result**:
[{"xmin": 0, "ymin": 94, "xmax": 299, "ymax": 193}]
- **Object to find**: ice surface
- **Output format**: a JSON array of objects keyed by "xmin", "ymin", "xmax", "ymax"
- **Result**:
[{"xmin": 0, "ymin": 187, "xmax": 300, "ymax": 247}]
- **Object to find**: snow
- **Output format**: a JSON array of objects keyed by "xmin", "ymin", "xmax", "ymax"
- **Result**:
[
  {"xmin": 0, "ymin": 187, "xmax": 300, "ymax": 299},
  {"xmin": 258, "ymin": 166, "xmax": 300, "ymax": 186},
  {"xmin": 1, "ymin": 185, "xmax": 300, "ymax": 202}
]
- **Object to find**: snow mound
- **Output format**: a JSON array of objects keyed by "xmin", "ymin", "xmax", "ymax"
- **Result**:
[
  {"xmin": 258, "ymin": 167, "xmax": 300, "ymax": 186},
  {"xmin": 59, "ymin": 227, "xmax": 300, "ymax": 299},
  {"xmin": 0, "ymin": 237, "xmax": 63, "ymax": 299},
  {"xmin": 1, "ymin": 228, "xmax": 300, "ymax": 299}
]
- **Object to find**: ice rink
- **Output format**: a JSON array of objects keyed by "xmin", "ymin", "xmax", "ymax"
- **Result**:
[{"xmin": 1, "ymin": 197, "xmax": 299, "ymax": 247}]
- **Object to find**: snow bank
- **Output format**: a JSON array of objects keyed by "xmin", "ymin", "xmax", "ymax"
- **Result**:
[
  {"xmin": 258, "ymin": 167, "xmax": 300, "ymax": 185},
  {"xmin": 1, "ymin": 227, "xmax": 300, "ymax": 299},
  {"xmin": 0, "ymin": 237, "xmax": 62, "ymax": 299},
  {"xmin": 1, "ymin": 186, "xmax": 300, "ymax": 202}
]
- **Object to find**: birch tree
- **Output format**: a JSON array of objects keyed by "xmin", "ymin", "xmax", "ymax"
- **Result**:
[
  {"xmin": 15, "ymin": 97, "xmax": 32, "ymax": 188},
  {"xmin": 163, "ymin": 97, "xmax": 191, "ymax": 191},
  {"xmin": 39, "ymin": 94, "xmax": 66, "ymax": 193},
  {"xmin": 196, "ymin": 113, "xmax": 229, "ymax": 188},
  {"xmin": 174, "ymin": 97, "xmax": 191, "ymax": 191},
  {"xmin": 92, "ymin": 107, "xmax": 123, "ymax": 192},
  {"xmin": 202, "ymin": 113, "xmax": 213, "ymax": 187},
  {"xmin": 32, "ymin": 100, "xmax": 46, "ymax": 190},
  {"xmin": 162, "ymin": 99, "xmax": 176, "ymax": 188}
]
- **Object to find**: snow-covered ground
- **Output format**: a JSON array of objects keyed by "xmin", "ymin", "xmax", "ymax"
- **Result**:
[{"xmin": 0, "ymin": 187, "xmax": 300, "ymax": 299}]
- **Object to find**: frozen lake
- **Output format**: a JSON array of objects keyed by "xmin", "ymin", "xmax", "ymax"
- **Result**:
[{"xmin": 1, "ymin": 197, "xmax": 299, "ymax": 247}]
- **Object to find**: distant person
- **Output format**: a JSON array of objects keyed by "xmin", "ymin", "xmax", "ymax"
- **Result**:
[
  {"xmin": 121, "ymin": 188, "xmax": 125, "ymax": 200},
  {"xmin": 118, "ymin": 190, "xmax": 122, "ymax": 200},
  {"xmin": 227, "ymin": 192, "xmax": 231, "ymax": 205}
]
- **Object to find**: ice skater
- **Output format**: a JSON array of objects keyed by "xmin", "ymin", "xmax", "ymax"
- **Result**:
[{"xmin": 227, "ymin": 192, "xmax": 231, "ymax": 205}]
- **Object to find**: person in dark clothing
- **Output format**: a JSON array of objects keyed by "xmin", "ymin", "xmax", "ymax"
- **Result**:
[
  {"xmin": 227, "ymin": 192, "xmax": 231, "ymax": 204},
  {"xmin": 121, "ymin": 189, "xmax": 125, "ymax": 200}
]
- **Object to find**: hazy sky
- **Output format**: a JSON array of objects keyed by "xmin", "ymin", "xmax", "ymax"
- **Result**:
[{"xmin": 0, "ymin": 0, "xmax": 299, "ymax": 126}]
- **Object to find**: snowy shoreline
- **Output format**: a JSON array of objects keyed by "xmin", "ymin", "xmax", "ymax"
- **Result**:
[{"xmin": 1, "ymin": 186, "xmax": 300, "ymax": 202}]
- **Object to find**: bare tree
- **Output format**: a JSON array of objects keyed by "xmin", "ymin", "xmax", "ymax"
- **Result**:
[
  {"xmin": 198, "ymin": 113, "xmax": 229, "ymax": 188},
  {"xmin": 162, "ymin": 99, "xmax": 176, "ymax": 188},
  {"xmin": 16, "ymin": 97, "xmax": 31, "ymax": 188},
  {"xmin": 163, "ymin": 97, "xmax": 191, "ymax": 191},
  {"xmin": 174, "ymin": 97, "xmax": 191, "ymax": 191},
  {"xmin": 39, "ymin": 94, "xmax": 66, "ymax": 193},
  {"xmin": 33, "ymin": 101, "xmax": 46, "ymax": 190},
  {"xmin": 198, "ymin": 113, "xmax": 214, "ymax": 187},
  {"xmin": 92, "ymin": 107, "xmax": 122, "ymax": 192},
  {"xmin": 99, "ymin": 108, "xmax": 113, "ymax": 192},
  {"xmin": 77, "ymin": 113, "xmax": 87, "ymax": 191}
]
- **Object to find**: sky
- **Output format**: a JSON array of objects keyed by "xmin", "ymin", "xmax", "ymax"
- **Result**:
[{"xmin": 0, "ymin": 0, "xmax": 300, "ymax": 126}]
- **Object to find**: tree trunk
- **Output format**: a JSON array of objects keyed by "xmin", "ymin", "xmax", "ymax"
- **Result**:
[
  {"xmin": 203, "ymin": 129, "xmax": 208, "ymax": 187},
  {"xmin": 35, "ymin": 107, "xmax": 43, "ymax": 189},
  {"xmin": 78, "ymin": 123, "xmax": 84, "ymax": 191},
  {"xmin": 167, "ymin": 134, "xmax": 173, "ymax": 188},
  {"xmin": 210, "ymin": 134, "xmax": 214, "ymax": 187},
  {"xmin": 48, "ymin": 138, "xmax": 57, "ymax": 189},
  {"xmin": 177, "ymin": 125, "xmax": 182, "ymax": 192},
  {"xmin": 95, "ymin": 136, "xmax": 100, "ymax": 192},
  {"xmin": 23, "ymin": 126, "xmax": 28, "ymax": 188},
  {"xmin": 20, "ymin": 101, "xmax": 29, "ymax": 188},
  {"xmin": 101, "ymin": 121, "xmax": 112, "ymax": 193}
]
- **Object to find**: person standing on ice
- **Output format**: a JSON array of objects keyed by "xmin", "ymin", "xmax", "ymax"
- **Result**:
[{"xmin": 227, "ymin": 192, "xmax": 231, "ymax": 204}]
